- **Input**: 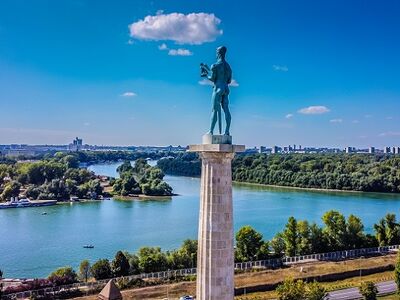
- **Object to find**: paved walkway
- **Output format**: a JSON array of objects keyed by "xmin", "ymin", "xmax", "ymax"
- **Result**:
[{"xmin": 326, "ymin": 280, "xmax": 396, "ymax": 299}]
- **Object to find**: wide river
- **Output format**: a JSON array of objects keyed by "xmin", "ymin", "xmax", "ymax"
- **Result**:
[{"xmin": 1, "ymin": 162, "xmax": 400, "ymax": 278}]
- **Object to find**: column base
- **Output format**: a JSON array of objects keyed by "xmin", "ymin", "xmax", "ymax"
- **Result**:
[{"xmin": 202, "ymin": 133, "xmax": 232, "ymax": 145}]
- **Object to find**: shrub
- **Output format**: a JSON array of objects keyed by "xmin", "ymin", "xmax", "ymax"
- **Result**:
[
  {"xmin": 91, "ymin": 259, "xmax": 112, "ymax": 280},
  {"xmin": 359, "ymin": 281, "xmax": 378, "ymax": 300},
  {"xmin": 48, "ymin": 266, "xmax": 77, "ymax": 286}
]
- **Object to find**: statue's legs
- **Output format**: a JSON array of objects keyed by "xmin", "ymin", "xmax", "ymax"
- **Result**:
[
  {"xmin": 209, "ymin": 89, "xmax": 222, "ymax": 135},
  {"xmin": 221, "ymin": 95, "xmax": 231, "ymax": 135}
]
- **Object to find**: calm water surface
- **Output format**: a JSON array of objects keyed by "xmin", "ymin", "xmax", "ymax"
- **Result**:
[{"xmin": 1, "ymin": 161, "xmax": 400, "ymax": 278}]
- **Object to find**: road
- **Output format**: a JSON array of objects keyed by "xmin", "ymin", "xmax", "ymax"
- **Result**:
[{"xmin": 326, "ymin": 280, "xmax": 397, "ymax": 299}]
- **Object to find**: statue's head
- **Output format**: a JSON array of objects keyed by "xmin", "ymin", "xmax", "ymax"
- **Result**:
[{"xmin": 216, "ymin": 46, "xmax": 227, "ymax": 60}]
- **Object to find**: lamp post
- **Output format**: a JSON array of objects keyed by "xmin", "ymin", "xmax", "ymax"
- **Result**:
[
  {"xmin": 166, "ymin": 269, "xmax": 170, "ymax": 299},
  {"xmin": 359, "ymin": 256, "xmax": 364, "ymax": 282}
]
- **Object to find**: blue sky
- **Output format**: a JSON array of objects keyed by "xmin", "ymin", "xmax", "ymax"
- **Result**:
[{"xmin": 0, "ymin": 0, "xmax": 399, "ymax": 147}]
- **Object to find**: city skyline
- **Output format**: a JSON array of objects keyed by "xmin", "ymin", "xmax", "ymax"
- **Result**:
[{"xmin": 1, "ymin": 0, "xmax": 400, "ymax": 147}]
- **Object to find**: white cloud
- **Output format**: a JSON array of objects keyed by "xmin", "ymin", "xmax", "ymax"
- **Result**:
[
  {"xmin": 364, "ymin": 114, "xmax": 372, "ymax": 118},
  {"xmin": 198, "ymin": 78, "xmax": 239, "ymax": 87},
  {"xmin": 121, "ymin": 92, "xmax": 137, "ymax": 97},
  {"xmin": 198, "ymin": 79, "xmax": 212, "ymax": 86},
  {"xmin": 129, "ymin": 12, "xmax": 223, "ymax": 45},
  {"xmin": 379, "ymin": 131, "xmax": 400, "ymax": 137},
  {"xmin": 230, "ymin": 79, "xmax": 239, "ymax": 87},
  {"xmin": 386, "ymin": 116, "xmax": 394, "ymax": 120},
  {"xmin": 330, "ymin": 118, "xmax": 343, "ymax": 123},
  {"xmin": 273, "ymin": 65, "xmax": 288, "ymax": 72},
  {"xmin": 83, "ymin": 122, "xmax": 91, "ymax": 126},
  {"xmin": 158, "ymin": 43, "xmax": 168, "ymax": 50},
  {"xmin": 352, "ymin": 120, "xmax": 360, "ymax": 124},
  {"xmin": 298, "ymin": 105, "xmax": 330, "ymax": 115},
  {"xmin": 285, "ymin": 114, "xmax": 294, "ymax": 119},
  {"xmin": 127, "ymin": 39, "xmax": 134, "ymax": 45},
  {"xmin": 168, "ymin": 48, "xmax": 193, "ymax": 56},
  {"xmin": 158, "ymin": 43, "xmax": 193, "ymax": 56}
]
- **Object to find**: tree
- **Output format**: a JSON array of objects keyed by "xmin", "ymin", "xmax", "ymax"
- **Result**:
[
  {"xmin": 297, "ymin": 220, "xmax": 311, "ymax": 255},
  {"xmin": 124, "ymin": 252, "xmax": 140, "ymax": 275},
  {"xmin": 283, "ymin": 217, "xmax": 298, "ymax": 256},
  {"xmin": 0, "ymin": 181, "xmax": 21, "ymax": 201},
  {"xmin": 309, "ymin": 223, "xmax": 326, "ymax": 253},
  {"xmin": 384, "ymin": 214, "xmax": 400, "ymax": 245},
  {"xmin": 91, "ymin": 259, "xmax": 112, "ymax": 280},
  {"xmin": 276, "ymin": 278, "xmax": 306, "ymax": 300},
  {"xmin": 270, "ymin": 232, "xmax": 285, "ymax": 256},
  {"xmin": 137, "ymin": 247, "xmax": 168, "ymax": 273},
  {"xmin": 306, "ymin": 281, "xmax": 326, "ymax": 300},
  {"xmin": 111, "ymin": 251, "xmax": 130, "ymax": 277},
  {"xmin": 112, "ymin": 172, "xmax": 140, "ymax": 196},
  {"xmin": 346, "ymin": 214, "xmax": 366, "ymax": 249},
  {"xmin": 322, "ymin": 210, "xmax": 346, "ymax": 251},
  {"xmin": 62, "ymin": 155, "xmax": 79, "ymax": 169},
  {"xmin": 359, "ymin": 281, "xmax": 377, "ymax": 300},
  {"xmin": 179, "ymin": 239, "xmax": 198, "ymax": 267},
  {"xmin": 235, "ymin": 226, "xmax": 264, "ymax": 262},
  {"xmin": 117, "ymin": 161, "xmax": 133, "ymax": 174},
  {"xmin": 395, "ymin": 252, "xmax": 400, "ymax": 295},
  {"xmin": 374, "ymin": 218, "xmax": 387, "ymax": 246},
  {"xmin": 79, "ymin": 260, "xmax": 91, "ymax": 282},
  {"xmin": 48, "ymin": 266, "xmax": 77, "ymax": 286},
  {"xmin": 374, "ymin": 214, "xmax": 400, "ymax": 246}
]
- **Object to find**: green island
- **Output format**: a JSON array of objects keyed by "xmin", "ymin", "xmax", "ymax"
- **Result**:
[
  {"xmin": 110, "ymin": 159, "xmax": 173, "ymax": 197},
  {"xmin": 0, "ymin": 152, "xmax": 173, "ymax": 202},
  {"xmin": 157, "ymin": 153, "xmax": 400, "ymax": 193}
]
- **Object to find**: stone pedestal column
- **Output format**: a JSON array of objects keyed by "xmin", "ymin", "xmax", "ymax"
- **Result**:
[{"xmin": 189, "ymin": 143, "xmax": 244, "ymax": 300}]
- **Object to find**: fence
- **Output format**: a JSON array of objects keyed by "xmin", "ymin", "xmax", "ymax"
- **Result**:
[{"xmin": 2, "ymin": 244, "xmax": 399, "ymax": 299}]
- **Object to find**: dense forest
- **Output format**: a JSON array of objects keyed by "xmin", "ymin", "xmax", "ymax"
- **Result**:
[
  {"xmin": 3, "ymin": 150, "xmax": 172, "ymax": 164},
  {"xmin": 158, "ymin": 153, "xmax": 400, "ymax": 193},
  {"xmin": 0, "ymin": 153, "xmax": 103, "ymax": 201},
  {"xmin": 157, "ymin": 152, "xmax": 201, "ymax": 176},
  {"xmin": 0, "ymin": 151, "xmax": 176, "ymax": 201}
]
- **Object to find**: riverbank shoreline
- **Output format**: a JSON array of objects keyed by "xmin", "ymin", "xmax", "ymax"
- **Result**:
[
  {"xmin": 113, "ymin": 194, "xmax": 177, "ymax": 201},
  {"xmin": 232, "ymin": 181, "xmax": 400, "ymax": 196},
  {"xmin": 165, "ymin": 174, "xmax": 400, "ymax": 196}
]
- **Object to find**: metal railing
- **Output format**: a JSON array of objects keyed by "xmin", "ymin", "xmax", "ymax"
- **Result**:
[{"xmin": 2, "ymin": 244, "xmax": 399, "ymax": 299}]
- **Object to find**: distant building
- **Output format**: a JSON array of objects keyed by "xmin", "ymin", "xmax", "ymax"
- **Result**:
[
  {"xmin": 345, "ymin": 147, "xmax": 353, "ymax": 154},
  {"xmin": 259, "ymin": 146, "xmax": 266, "ymax": 153},
  {"xmin": 384, "ymin": 147, "xmax": 391, "ymax": 154},
  {"xmin": 394, "ymin": 147, "xmax": 400, "ymax": 155},
  {"xmin": 272, "ymin": 146, "xmax": 280, "ymax": 154},
  {"xmin": 69, "ymin": 137, "xmax": 83, "ymax": 151},
  {"xmin": 369, "ymin": 147, "xmax": 375, "ymax": 154}
]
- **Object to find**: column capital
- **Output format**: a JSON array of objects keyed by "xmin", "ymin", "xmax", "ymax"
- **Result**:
[{"xmin": 188, "ymin": 144, "xmax": 245, "ymax": 153}]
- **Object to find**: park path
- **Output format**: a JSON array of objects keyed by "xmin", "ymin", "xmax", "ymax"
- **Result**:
[{"xmin": 325, "ymin": 280, "xmax": 396, "ymax": 299}]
